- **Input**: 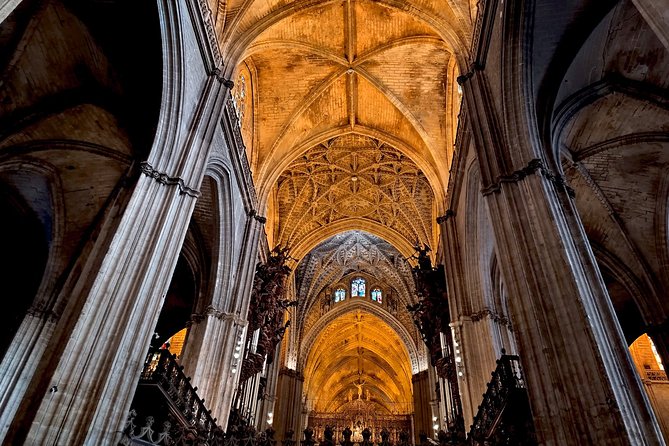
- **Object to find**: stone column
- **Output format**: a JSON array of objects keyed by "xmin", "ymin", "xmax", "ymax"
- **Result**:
[
  {"xmin": 25, "ymin": 174, "xmax": 201, "ymax": 445},
  {"xmin": 180, "ymin": 311, "xmax": 249, "ymax": 426},
  {"xmin": 0, "ymin": 310, "xmax": 57, "ymax": 439},
  {"xmin": 10, "ymin": 11, "xmax": 231, "ymax": 438},
  {"xmin": 257, "ymin": 349, "xmax": 282, "ymax": 429},
  {"xmin": 438, "ymin": 213, "xmax": 498, "ymax": 430},
  {"xmin": 274, "ymin": 368, "xmax": 304, "ymax": 443},
  {"xmin": 461, "ymin": 68, "xmax": 664, "ymax": 444},
  {"xmin": 179, "ymin": 210, "xmax": 264, "ymax": 428},
  {"xmin": 0, "ymin": 0, "xmax": 21, "ymax": 25},
  {"xmin": 411, "ymin": 370, "xmax": 431, "ymax": 444}
]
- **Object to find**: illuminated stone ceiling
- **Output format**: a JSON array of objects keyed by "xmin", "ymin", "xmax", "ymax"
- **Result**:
[
  {"xmin": 303, "ymin": 310, "xmax": 414, "ymax": 414},
  {"xmin": 275, "ymin": 136, "xmax": 434, "ymax": 254},
  {"xmin": 214, "ymin": 0, "xmax": 478, "ymax": 256},
  {"xmin": 295, "ymin": 230, "xmax": 415, "ymax": 311},
  {"xmin": 206, "ymin": 0, "xmax": 476, "ymax": 409},
  {"xmin": 291, "ymin": 231, "xmax": 424, "ymax": 369}
]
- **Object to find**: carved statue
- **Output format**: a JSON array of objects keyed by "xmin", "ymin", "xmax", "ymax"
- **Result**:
[
  {"xmin": 324, "ymin": 426, "xmax": 334, "ymax": 441},
  {"xmin": 354, "ymin": 379, "xmax": 366, "ymax": 399},
  {"xmin": 361, "ymin": 428, "xmax": 372, "ymax": 445},
  {"xmin": 282, "ymin": 429, "xmax": 295, "ymax": 446},
  {"xmin": 412, "ymin": 244, "xmax": 432, "ymax": 271},
  {"xmin": 379, "ymin": 428, "xmax": 391, "ymax": 446},
  {"xmin": 239, "ymin": 245, "xmax": 296, "ymax": 382},
  {"xmin": 397, "ymin": 431, "xmax": 410, "ymax": 446},
  {"xmin": 303, "ymin": 427, "xmax": 315, "ymax": 446}
]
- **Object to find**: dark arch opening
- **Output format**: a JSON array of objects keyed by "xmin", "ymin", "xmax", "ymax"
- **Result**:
[
  {"xmin": 0, "ymin": 182, "xmax": 49, "ymax": 359},
  {"xmin": 598, "ymin": 266, "xmax": 645, "ymax": 346},
  {"xmin": 153, "ymin": 255, "xmax": 198, "ymax": 349}
]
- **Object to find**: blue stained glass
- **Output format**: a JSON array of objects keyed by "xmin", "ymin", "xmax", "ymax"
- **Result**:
[{"xmin": 352, "ymin": 278, "xmax": 366, "ymax": 297}]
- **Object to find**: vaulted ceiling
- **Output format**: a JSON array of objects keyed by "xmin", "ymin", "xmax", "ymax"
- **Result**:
[
  {"xmin": 293, "ymin": 231, "xmax": 424, "ymax": 373},
  {"xmin": 216, "ymin": 0, "xmax": 476, "ymax": 256},
  {"xmin": 209, "ymin": 0, "xmax": 476, "ymax": 415},
  {"xmin": 303, "ymin": 310, "xmax": 413, "ymax": 414}
]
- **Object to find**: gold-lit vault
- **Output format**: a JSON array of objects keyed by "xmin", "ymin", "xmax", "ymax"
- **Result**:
[
  {"xmin": 274, "ymin": 135, "xmax": 434, "ymax": 252},
  {"xmin": 217, "ymin": 0, "xmax": 476, "ymax": 254},
  {"xmin": 303, "ymin": 310, "xmax": 414, "ymax": 415}
]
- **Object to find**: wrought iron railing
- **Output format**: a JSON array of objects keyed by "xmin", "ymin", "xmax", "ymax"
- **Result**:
[
  {"xmin": 120, "ymin": 349, "xmax": 224, "ymax": 445},
  {"xmin": 468, "ymin": 351, "xmax": 536, "ymax": 445},
  {"xmin": 645, "ymin": 369, "xmax": 669, "ymax": 382}
]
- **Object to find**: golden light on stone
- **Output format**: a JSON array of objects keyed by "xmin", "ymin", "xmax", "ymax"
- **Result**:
[{"xmin": 303, "ymin": 310, "xmax": 413, "ymax": 415}]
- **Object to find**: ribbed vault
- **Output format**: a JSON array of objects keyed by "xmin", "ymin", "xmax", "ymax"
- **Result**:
[
  {"xmin": 219, "ymin": 0, "xmax": 476, "ymax": 254},
  {"xmin": 294, "ymin": 231, "xmax": 415, "ymax": 313},
  {"xmin": 286, "ymin": 231, "xmax": 427, "ymax": 378},
  {"xmin": 303, "ymin": 310, "xmax": 413, "ymax": 414},
  {"xmin": 276, "ymin": 138, "xmax": 434, "ymax": 253}
]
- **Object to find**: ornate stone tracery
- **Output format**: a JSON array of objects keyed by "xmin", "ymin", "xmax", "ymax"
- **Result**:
[
  {"xmin": 275, "ymin": 135, "xmax": 434, "ymax": 251},
  {"xmin": 294, "ymin": 231, "xmax": 416, "ymax": 314},
  {"xmin": 289, "ymin": 231, "xmax": 427, "ymax": 372}
]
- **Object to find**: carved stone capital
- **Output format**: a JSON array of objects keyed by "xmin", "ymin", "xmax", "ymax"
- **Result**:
[
  {"xmin": 248, "ymin": 209, "xmax": 267, "ymax": 224},
  {"xmin": 210, "ymin": 67, "xmax": 235, "ymax": 89},
  {"xmin": 469, "ymin": 307, "xmax": 512, "ymax": 330},
  {"xmin": 436, "ymin": 209, "xmax": 456, "ymax": 224},
  {"xmin": 204, "ymin": 305, "xmax": 223, "ymax": 318},
  {"xmin": 27, "ymin": 303, "xmax": 59, "ymax": 323},
  {"xmin": 187, "ymin": 305, "xmax": 235, "ymax": 326},
  {"xmin": 139, "ymin": 162, "xmax": 201, "ymax": 197},
  {"xmin": 481, "ymin": 158, "xmax": 575, "ymax": 198},
  {"xmin": 456, "ymin": 62, "xmax": 483, "ymax": 85}
]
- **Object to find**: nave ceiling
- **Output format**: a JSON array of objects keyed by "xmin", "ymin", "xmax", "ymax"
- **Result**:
[
  {"xmin": 214, "ymin": 0, "xmax": 477, "ymax": 257},
  {"xmin": 206, "ymin": 0, "xmax": 478, "ymax": 416},
  {"xmin": 291, "ymin": 231, "xmax": 424, "ymax": 370},
  {"xmin": 303, "ymin": 310, "xmax": 414, "ymax": 414}
]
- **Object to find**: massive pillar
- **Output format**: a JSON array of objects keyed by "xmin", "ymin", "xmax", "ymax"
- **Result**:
[
  {"xmin": 460, "ymin": 65, "xmax": 663, "ymax": 446},
  {"xmin": 455, "ymin": 1, "xmax": 665, "ymax": 443},
  {"xmin": 275, "ymin": 368, "xmax": 304, "ymax": 444},
  {"xmin": 438, "ymin": 202, "xmax": 499, "ymax": 430},
  {"xmin": 179, "ymin": 193, "xmax": 264, "ymax": 427},
  {"xmin": 1, "ymin": 0, "xmax": 233, "ymax": 441},
  {"xmin": 0, "ymin": 308, "xmax": 58, "ymax": 439},
  {"xmin": 412, "ymin": 370, "xmax": 432, "ymax": 444}
]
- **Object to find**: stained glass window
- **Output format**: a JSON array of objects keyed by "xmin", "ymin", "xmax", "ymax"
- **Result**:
[
  {"xmin": 351, "ymin": 278, "xmax": 366, "ymax": 297},
  {"xmin": 334, "ymin": 288, "xmax": 346, "ymax": 303},
  {"xmin": 371, "ymin": 289, "xmax": 382, "ymax": 303}
]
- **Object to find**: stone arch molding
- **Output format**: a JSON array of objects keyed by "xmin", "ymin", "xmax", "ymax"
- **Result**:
[
  {"xmin": 0, "ymin": 158, "xmax": 65, "ymax": 317},
  {"xmin": 294, "ymin": 230, "xmax": 416, "ymax": 317},
  {"xmin": 204, "ymin": 159, "xmax": 236, "ymax": 312},
  {"xmin": 298, "ymin": 299, "xmax": 427, "ymax": 374}
]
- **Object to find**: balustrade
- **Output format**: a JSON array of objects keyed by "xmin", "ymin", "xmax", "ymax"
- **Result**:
[
  {"xmin": 119, "ymin": 348, "xmax": 224, "ymax": 445},
  {"xmin": 645, "ymin": 369, "xmax": 669, "ymax": 382},
  {"xmin": 468, "ymin": 351, "xmax": 535, "ymax": 446}
]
